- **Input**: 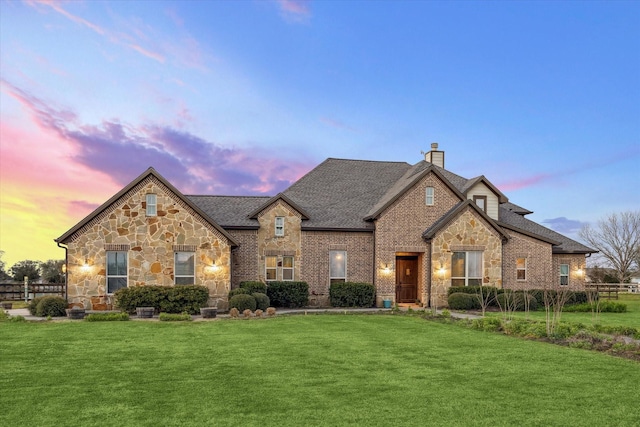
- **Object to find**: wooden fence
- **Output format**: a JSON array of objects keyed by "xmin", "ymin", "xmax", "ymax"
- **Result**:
[
  {"xmin": 0, "ymin": 283, "xmax": 65, "ymax": 301},
  {"xmin": 584, "ymin": 283, "xmax": 638, "ymax": 300}
]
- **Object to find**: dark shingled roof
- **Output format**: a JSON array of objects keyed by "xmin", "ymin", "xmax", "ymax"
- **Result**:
[
  {"xmin": 282, "ymin": 158, "xmax": 411, "ymax": 230},
  {"xmin": 187, "ymin": 195, "xmax": 268, "ymax": 229},
  {"xmin": 498, "ymin": 208, "xmax": 595, "ymax": 253},
  {"xmin": 501, "ymin": 202, "xmax": 533, "ymax": 215}
]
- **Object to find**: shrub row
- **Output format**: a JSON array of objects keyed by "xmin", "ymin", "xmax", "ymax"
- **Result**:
[
  {"xmin": 266, "ymin": 281, "xmax": 308, "ymax": 308},
  {"xmin": 330, "ymin": 282, "xmax": 375, "ymax": 307},
  {"xmin": 114, "ymin": 285, "xmax": 209, "ymax": 314},
  {"xmin": 158, "ymin": 312, "xmax": 192, "ymax": 321},
  {"xmin": 563, "ymin": 301, "xmax": 627, "ymax": 313},
  {"xmin": 85, "ymin": 312, "xmax": 130, "ymax": 321},
  {"xmin": 228, "ymin": 292, "xmax": 270, "ymax": 312},
  {"xmin": 447, "ymin": 287, "xmax": 591, "ymax": 311},
  {"xmin": 28, "ymin": 296, "xmax": 67, "ymax": 317}
]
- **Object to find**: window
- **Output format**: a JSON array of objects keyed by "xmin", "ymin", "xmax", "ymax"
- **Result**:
[
  {"xmin": 330, "ymin": 250, "xmax": 347, "ymax": 284},
  {"xmin": 282, "ymin": 256, "xmax": 294, "ymax": 281},
  {"xmin": 175, "ymin": 252, "xmax": 195, "ymax": 285},
  {"xmin": 425, "ymin": 187, "xmax": 434, "ymax": 206},
  {"xmin": 560, "ymin": 264, "xmax": 569, "ymax": 286},
  {"xmin": 516, "ymin": 258, "xmax": 527, "ymax": 281},
  {"xmin": 265, "ymin": 255, "xmax": 294, "ymax": 281},
  {"xmin": 451, "ymin": 251, "xmax": 483, "ymax": 286},
  {"xmin": 106, "ymin": 251, "xmax": 127, "ymax": 294},
  {"xmin": 146, "ymin": 194, "xmax": 157, "ymax": 216},
  {"xmin": 266, "ymin": 256, "xmax": 277, "ymax": 280},
  {"xmin": 473, "ymin": 195, "xmax": 487, "ymax": 213},
  {"xmin": 275, "ymin": 217, "xmax": 284, "ymax": 236}
]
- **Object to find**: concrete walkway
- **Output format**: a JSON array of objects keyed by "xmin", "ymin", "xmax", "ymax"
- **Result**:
[{"xmin": 4, "ymin": 306, "xmax": 481, "ymax": 321}]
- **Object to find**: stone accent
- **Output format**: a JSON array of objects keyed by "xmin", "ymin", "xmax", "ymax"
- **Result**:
[
  {"xmin": 65, "ymin": 176, "xmax": 232, "ymax": 310},
  {"xmin": 301, "ymin": 231, "xmax": 374, "ymax": 306},
  {"xmin": 256, "ymin": 200, "xmax": 303, "ymax": 282},
  {"xmin": 430, "ymin": 208, "xmax": 503, "ymax": 307}
]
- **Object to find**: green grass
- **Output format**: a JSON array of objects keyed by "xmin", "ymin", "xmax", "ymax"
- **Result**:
[
  {"xmin": 1, "ymin": 315, "xmax": 639, "ymax": 427},
  {"xmin": 487, "ymin": 293, "xmax": 640, "ymax": 328}
]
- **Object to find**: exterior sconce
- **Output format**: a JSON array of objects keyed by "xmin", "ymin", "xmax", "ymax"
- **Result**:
[
  {"xmin": 81, "ymin": 257, "xmax": 91, "ymax": 271},
  {"xmin": 382, "ymin": 263, "xmax": 391, "ymax": 274},
  {"xmin": 438, "ymin": 266, "xmax": 446, "ymax": 278},
  {"xmin": 206, "ymin": 263, "xmax": 220, "ymax": 274},
  {"xmin": 576, "ymin": 267, "xmax": 584, "ymax": 277}
]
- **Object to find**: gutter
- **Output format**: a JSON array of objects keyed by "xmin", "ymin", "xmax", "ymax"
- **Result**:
[{"xmin": 56, "ymin": 241, "xmax": 68, "ymax": 301}]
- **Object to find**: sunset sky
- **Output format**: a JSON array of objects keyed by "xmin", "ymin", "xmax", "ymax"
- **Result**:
[{"xmin": 1, "ymin": 0, "xmax": 639, "ymax": 269}]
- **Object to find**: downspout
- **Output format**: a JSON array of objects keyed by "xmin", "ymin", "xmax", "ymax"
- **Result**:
[{"xmin": 56, "ymin": 241, "xmax": 68, "ymax": 301}]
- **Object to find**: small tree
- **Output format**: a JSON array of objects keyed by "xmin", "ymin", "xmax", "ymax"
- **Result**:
[
  {"xmin": 9, "ymin": 260, "xmax": 41, "ymax": 282},
  {"xmin": 0, "ymin": 250, "xmax": 10, "ymax": 281},
  {"xmin": 41, "ymin": 260, "xmax": 65, "ymax": 283},
  {"xmin": 579, "ymin": 211, "xmax": 640, "ymax": 283}
]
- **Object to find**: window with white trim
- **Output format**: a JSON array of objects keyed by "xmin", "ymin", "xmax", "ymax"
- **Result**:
[
  {"xmin": 106, "ymin": 251, "xmax": 128, "ymax": 294},
  {"xmin": 451, "ymin": 251, "xmax": 483, "ymax": 286},
  {"xmin": 329, "ymin": 250, "xmax": 347, "ymax": 284},
  {"xmin": 266, "ymin": 256, "xmax": 277, "ymax": 280},
  {"xmin": 425, "ymin": 187, "xmax": 434, "ymax": 206},
  {"xmin": 265, "ymin": 255, "xmax": 294, "ymax": 281},
  {"xmin": 175, "ymin": 252, "xmax": 195, "ymax": 285},
  {"xmin": 516, "ymin": 258, "xmax": 527, "ymax": 281},
  {"xmin": 275, "ymin": 217, "xmax": 284, "ymax": 236},
  {"xmin": 560, "ymin": 264, "xmax": 569, "ymax": 286},
  {"xmin": 146, "ymin": 194, "xmax": 157, "ymax": 216}
]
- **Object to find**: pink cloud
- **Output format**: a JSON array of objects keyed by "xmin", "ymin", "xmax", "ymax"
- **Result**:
[
  {"xmin": 277, "ymin": 0, "xmax": 311, "ymax": 23},
  {"xmin": 1, "ymin": 81, "xmax": 316, "ymax": 196},
  {"xmin": 320, "ymin": 117, "xmax": 356, "ymax": 132},
  {"xmin": 496, "ymin": 173, "xmax": 553, "ymax": 192}
]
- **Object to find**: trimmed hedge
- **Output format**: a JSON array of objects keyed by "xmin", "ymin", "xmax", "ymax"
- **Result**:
[
  {"xmin": 34, "ymin": 296, "xmax": 67, "ymax": 317},
  {"xmin": 448, "ymin": 293, "xmax": 481, "ymax": 310},
  {"xmin": 114, "ymin": 285, "xmax": 209, "ymax": 314},
  {"xmin": 158, "ymin": 312, "xmax": 192, "ymax": 321},
  {"xmin": 240, "ymin": 281, "xmax": 267, "ymax": 294},
  {"xmin": 563, "ymin": 301, "xmax": 626, "ymax": 313},
  {"xmin": 447, "ymin": 286, "xmax": 501, "ymax": 297},
  {"xmin": 85, "ymin": 312, "xmax": 130, "ymax": 321},
  {"xmin": 330, "ymin": 282, "xmax": 376, "ymax": 307},
  {"xmin": 267, "ymin": 281, "xmax": 309, "ymax": 308},
  {"xmin": 229, "ymin": 294, "xmax": 257, "ymax": 312},
  {"xmin": 229, "ymin": 288, "xmax": 250, "ymax": 298},
  {"xmin": 252, "ymin": 293, "xmax": 270, "ymax": 311},
  {"xmin": 28, "ymin": 297, "xmax": 45, "ymax": 315}
]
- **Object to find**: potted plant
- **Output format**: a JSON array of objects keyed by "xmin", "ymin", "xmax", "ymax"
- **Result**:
[
  {"xmin": 200, "ymin": 304, "xmax": 217, "ymax": 319},
  {"xmin": 136, "ymin": 306, "xmax": 155, "ymax": 318},
  {"xmin": 66, "ymin": 307, "xmax": 86, "ymax": 320}
]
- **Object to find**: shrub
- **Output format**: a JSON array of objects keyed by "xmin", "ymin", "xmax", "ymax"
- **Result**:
[
  {"xmin": 159, "ymin": 312, "xmax": 192, "ymax": 321},
  {"xmin": 267, "ymin": 281, "xmax": 309, "ymax": 308},
  {"xmin": 471, "ymin": 317, "xmax": 503, "ymax": 332},
  {"xmin": 252, "ymin": 293, "xmax": 270, "ymax": 311},
  {"xmin": 28, "ymin": 297, "xmax": 44, "ymax": 315},
  {"xmin": 255, "ymin": 309, "xmax": 264, "ymax": 317},
  {"xmin": 114, "ymin": 286, "xmax": 167, "ymax": 313},
  {"xmin": 266, "ymin": 307, "xmax": 276, "ymax": 316},
  {"xmin": 243, "ymin": 309, "xmax": 252, "ymax": 318},
  {"xmin": 564, "ymin": 301, "xmax": 627, "ymax": 313},
  {"xmin": 35, "ymin": 296, "xmax": 67, "ymax": 317},
  {"xmin": 114, "ymin": 285, "xmax": 208, "ymax": 314},
  {"xmin": 229, "ymin": 294, "xmax": 257, "ymax": 312},
  {"xmin": 159, "ymin": 286, "xmax": 209, "ymax": 314},
  {"xmin": 228, "ymin": 288, "xmax": 250, "ymax": 298},
  {"xmin": 240, "ymin": 281, "xmax": 267, "ymax": 294},
  {"xmin": 85, "ymin": 312, "xmax": 129, "ymax": 321},
  {"xmin": 229, "ymin": 307, "xmax": 239, "ymax": 318},
  {"xmin": 329, "ymin": 282, "xmax": 376, "ymax": 307},
  {"xmin": 495, "ymin": 292, "xmax": 538, "ymax": 311},
  {"xmin": 448, "ymin": 293, "xmax": 480, "ymax": 310}
]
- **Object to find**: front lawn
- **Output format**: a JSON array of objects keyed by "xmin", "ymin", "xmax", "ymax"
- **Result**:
[{"xmin": 1, "ymin": 315, "xmax": 638, "ymax": 426}]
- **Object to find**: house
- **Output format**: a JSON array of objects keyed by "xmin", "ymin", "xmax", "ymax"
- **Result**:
[{"xmin": 55, "ymin": 144, "xmax": 596, "ymax": 310}]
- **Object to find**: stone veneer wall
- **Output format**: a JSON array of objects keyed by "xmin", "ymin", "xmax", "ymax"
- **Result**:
[
  {"xmin": 301, "ymin": 231, "xmax": 374, "ymax": 306},
  {"xmin": 502, "ymin": 230, "xmax": 553, "ymax": 290},
  {"xmin": 228, "ymin": 229, "xmax": 259, "ymax": 288},
  {"xmin": 65, "ymin": 177, "xmax": 232, "ymax": 310},
  {"xmin": 375, "ymin": 172, "xmax": 461, "ymax": 305},
  {"xmin": 430, "ymin": 208, "xmax": 503, "ymax": 307},
  {"xmin": 256, "ymin": 201, "xmax": 303, "ymax": 282}
]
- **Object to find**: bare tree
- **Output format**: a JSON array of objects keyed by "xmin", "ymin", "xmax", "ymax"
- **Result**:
[{"xmin": 579, "ymin": 211, "xmax": 640, "ymax": 283}]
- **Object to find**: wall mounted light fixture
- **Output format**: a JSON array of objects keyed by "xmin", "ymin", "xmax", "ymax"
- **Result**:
[{"xmin": 382, "ymin": 263, "xmax": 391, "ymax": 274}]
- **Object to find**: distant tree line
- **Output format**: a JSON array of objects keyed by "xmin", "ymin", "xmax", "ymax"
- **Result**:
[{"xmin": 0, "ymin": 251, "xmax": 64, "ymax": 283}]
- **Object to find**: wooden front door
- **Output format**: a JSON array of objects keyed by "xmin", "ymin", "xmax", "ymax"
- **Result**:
[{"xmin": 396, "ymin": 256, "xmax": 418, "ymax": 303}]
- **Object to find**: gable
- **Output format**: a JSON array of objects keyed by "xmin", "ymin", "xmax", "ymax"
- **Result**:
[{"xmin": 56, "ymin": 168, "xmax": 238, "ymax": 247}]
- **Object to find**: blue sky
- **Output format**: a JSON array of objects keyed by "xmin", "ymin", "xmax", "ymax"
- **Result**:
[{"xmin": 0, "ymin": 0, "xmax": 638, "ymax": 267}]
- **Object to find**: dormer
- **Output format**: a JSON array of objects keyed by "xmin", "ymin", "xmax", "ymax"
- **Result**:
[{"xmin": 462, "ymin": 176, "xmax": 508, "ymax": 221}]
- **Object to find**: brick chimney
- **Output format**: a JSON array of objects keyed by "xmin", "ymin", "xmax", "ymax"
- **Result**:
[{"xmin": 424, "ymin": 143, "xmax": 444, "ymax": 168}]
